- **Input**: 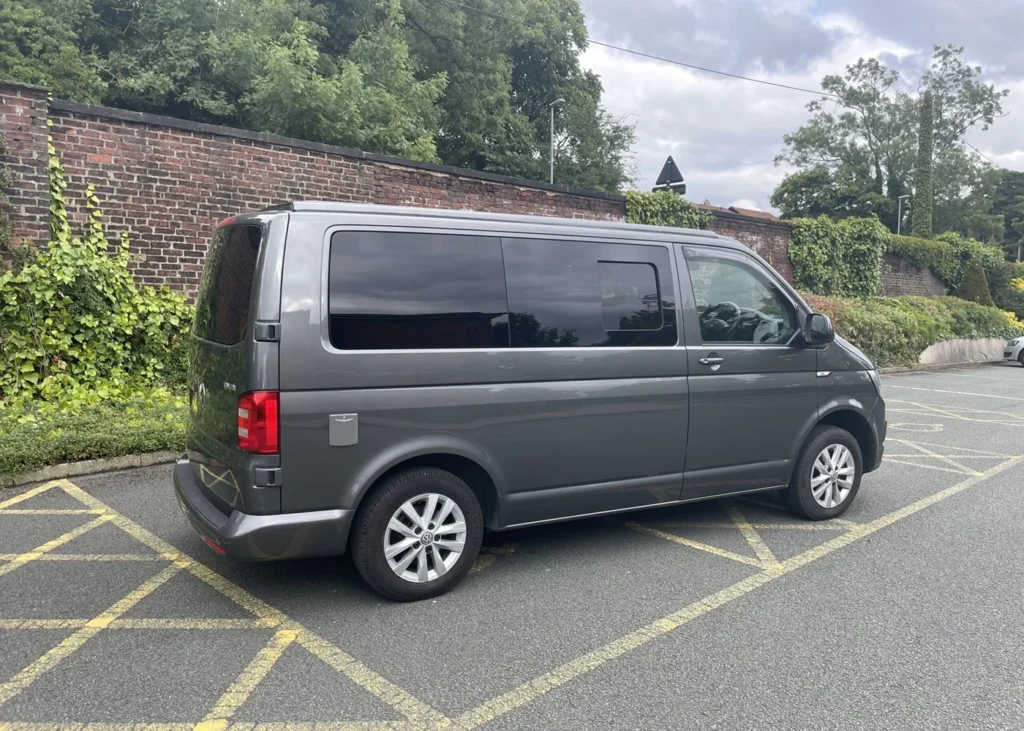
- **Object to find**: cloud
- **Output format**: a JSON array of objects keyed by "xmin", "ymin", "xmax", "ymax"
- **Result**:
[{"xmin": 580, "ymin": 0, "xmax": 1024, "ymax": 211}]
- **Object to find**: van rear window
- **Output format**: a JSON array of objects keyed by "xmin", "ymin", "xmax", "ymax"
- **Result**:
[{"xmin": 193, "ymin": 224, "xmax": 263, "ymax": 345}]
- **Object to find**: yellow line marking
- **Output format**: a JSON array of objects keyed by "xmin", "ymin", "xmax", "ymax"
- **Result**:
[
  {"xmin": 885, "ymin": 384, "xmax": 1024, "ymax": 401},
  {"xmin": 454, "ymin": 454, "xmax": 1024, "ymax": 730},
  {"xmin": 884, "ymin": 459, "xmax": 978, "ymax": 475},
  {"xmin": 296, "ymin": 630, "xmax": 451, "ymax": 727},
  {"xmin": 724, "ymin": 501, "xmax": 779, "ymax": 568},
  {"xmin": 0, "ymin": 559, "xmax": 190, "ymax": 708},
  {"xmin": 831, "ymin": 518, "xmax": 861, "ymax": 528},
  {"xmin": 892, "ymin": 439, "xmax": 983, "ymax": 476},
  {"xmin": 0, "ymin": 483, "xmax": 58, "ymax": 510},
  {"xmin": 53, "ymin": 480, "xmax": 449, "ymax": 727},
  {"xmin": 0, "ymin": 619, "xmax": 91, "ymax": 629},
  {"xmin": 0, "ymin": 725, "xmax": 195, "ymax": 731},
  {"xmin": 0, "ymin": 553, "xmax": 166, "ymax": 562},
  {"xmin": 226, "ymin": 724, "xmax": 407, "ymax": 731},
  {"xmin": 0, "ymin": 619, "xmax": 282, "ymax": 630},
  {"xmin": 0, "ymin": 515, "xmax": 114, "ymax": 578},
  {"xmin": 469, "ymin": 554, "xmax": 496, "ymax": 574},
  {"xmin": 889, "ymin": 401, "xmax": 1024, "ymax": 426},
  {"xmin": 642, "ymin": 521, "xmax": 848, "ymax": 531},
  {"xmin": 621, "ymin": 521, "xmax": 764, "ymax": 567},
  {"xmin": 197, "ymin": 629, "xmax": 298, "ymax": 729},
  {"xmin": 886, "ymin": 439, "xmax": 1012, "ymax": 458},
  {"xmin": 0, "ymin": 509, "xmax": 107, "ymax": 515}
]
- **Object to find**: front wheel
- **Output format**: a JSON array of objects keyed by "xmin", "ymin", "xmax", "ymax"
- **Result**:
[
  {"xmin": 1018, "ymin": 351, "xmax": 1024, "ymax": 367},
  {"xmin": 351, "ymin": 467, "xmax": 483, "ymax": 601},
  {"xmin": 785, "ymin": 425, "xmax": 863, "ymax": 520}
]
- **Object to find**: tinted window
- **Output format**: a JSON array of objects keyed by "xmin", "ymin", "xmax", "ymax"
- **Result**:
[
  {"xmin": 329, "ymin": 232, "xmax": 509, "ymax": 350},
  {"xmin": 685, "ymin": 252, "xmax": 798, "ymax": 344},
  {"xmin": 503, "ymin": 239, "xmax": 676, "ymax": 347},
  {"xmin": 193, "ymin": 224, "xmax": 262, "ymax": 345}
]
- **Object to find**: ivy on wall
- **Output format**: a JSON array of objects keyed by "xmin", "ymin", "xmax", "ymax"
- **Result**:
[
  {"xmin": 0, "ymin": 134, "xmax": 194, "ymax": 407},
  {"xmin": 624, "ymin": 190, "xmax": 714, "ymax": 230},
  {"xmin": 789, "ymin": 215, "xmax": 887, "ymax": 297},
  {"xmin": 886, "ymin": 232, "xmax": 1005, "ymax": 291}
]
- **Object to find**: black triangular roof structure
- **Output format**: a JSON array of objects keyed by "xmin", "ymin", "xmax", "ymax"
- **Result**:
[{"xmin": 653, "ymin": 156, "xmax": 686, "ymax": 194}]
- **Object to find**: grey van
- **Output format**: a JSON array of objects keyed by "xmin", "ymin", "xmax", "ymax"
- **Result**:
[{"xmin": 173, "ymin": 202, "xmax": 886, "ymax": 600}]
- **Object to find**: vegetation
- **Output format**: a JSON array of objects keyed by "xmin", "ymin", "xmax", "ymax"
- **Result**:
[
  {"xmin": 804, "ymin": 294, "xmax": 1024, "ymax": 368},
  {"xmin": 0, "ymin": 0, "xmax": 635, "ymax": 191},
  {"xmin": 910, "ymin": 91, "xmax": 934, "ymax": 238},
  {"xmin": 773, "ymin": 45, "xmax": 1008, "ymax": 239},
  {"xmin": 956, "ymin": 260, "xmax": 995, "ymax": 306},
  {"xmin": 789, "ymin": 216, "xmax": 888, "ymax": 297},
  {"xmin": 0, "ymin": 389, "xmax": 185, "ymax": 481},
  {"xmin": 624, "ymin": 191, "xmax": 713, "ymax": 230},
  {"xmin": 0, "ymin": 140, "xmax": 192, "ymax": 408}
]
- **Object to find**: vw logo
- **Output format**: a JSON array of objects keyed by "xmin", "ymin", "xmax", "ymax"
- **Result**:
[{"xmin": 420, "ymin": 532, "xmax": 433, "ymax": 546}]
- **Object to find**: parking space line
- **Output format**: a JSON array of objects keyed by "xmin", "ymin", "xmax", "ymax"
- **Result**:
[
  {"xmin": 454, "ymin": 454, "xmax": 1024, "ymax": 730},
  {"xmin": 0, "ymin": 558, "xmax": 191, "ymax": 708},
  {"xmin": 0, "ymin": 619, "xmax": 91, "ymax": 629},
  {"xmin": 197, "ymin": 629, "xmax": 298, "ymax": 730},
  {"xmin": 0, "ymin": 553, "xmax": 167, "ymax": 562},
  {"xmin": 0, "ymin": 515, "xmax": 114, "ymax": 578},
  {"xmin": 0, "ymin": 483, "xmax": 60, "ymax": 511},
  {"xmin": 226, "ymin": 724, "xmax": 408, "ymax": 731},
  {"xmin": 620, "ymin": 521, "xmax": 764, "ymax": 567},
  {"xmin": 724, "ymin": 502, "xmax": 780, "ymax": 568},
  {"xmin": 0, "ymin": 509, "xmax": 107, "ymax": 515},
  {"xmin": 0, "ymin": 724, "xmax": 194, "ymax": 731},
  {"xmin": 643, "ymin": 521, "xmax": 847, "ymax": 531},
  {"xmin": 0, "ymin": 619, "xmax": 285, "ymax": 631}
]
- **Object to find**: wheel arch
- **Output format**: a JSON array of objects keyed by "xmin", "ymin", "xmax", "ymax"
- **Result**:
[{"xmin": 814, "ymin": 408, "xmax": 878, "ymax": 473}]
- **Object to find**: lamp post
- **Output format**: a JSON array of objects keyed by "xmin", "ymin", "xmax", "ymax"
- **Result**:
[
  {"xmin": 549, "ymin": 98, "xmax": 565, "ymax": 184},
  {"xmin": 897, "ymin": 194, "xmax": 910, "ymax": 235}
]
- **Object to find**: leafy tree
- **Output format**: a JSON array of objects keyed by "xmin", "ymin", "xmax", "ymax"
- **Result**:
[
  {"xmin": 957, "ymin": 259, "xmax": 995, "ymax": 306},
  {"xmin": 910, "ymin": 91, "xmax": 934, "ymax": 238},
  {"xmin": 774, "ymin": 45, "xmax": 1008, "ymax": 235},
  {"xmin": 992, "ymin": 171, "xmax": 1024, "ymax": 259},
  {"xmin": 0, "ymin": 0, "xmax": 105, "ymax": 102}
]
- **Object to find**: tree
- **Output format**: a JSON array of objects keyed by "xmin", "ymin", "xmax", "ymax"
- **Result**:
[
  {"xmin": 0, "ymin": 0, "xmax": 105, "ymax": 102},
  {"xmin": 992, "ymin": 171, "xmax": 1024, "ymax": 259},
  {"xmin": 774, "ymin": 46, "xmax": 1009, "ymax": 235},
  {"xmin": 910, "ymin": 91, "xmax": 934, "ymax": 238},
  {"xmin": 957, "ymin": 259, "xmax": 995, "ymax": 306}
]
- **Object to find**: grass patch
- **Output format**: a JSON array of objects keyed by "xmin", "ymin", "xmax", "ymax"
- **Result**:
[{"xmin": 0, "ymin": 390, "xmax": 185, "ymax": 482}]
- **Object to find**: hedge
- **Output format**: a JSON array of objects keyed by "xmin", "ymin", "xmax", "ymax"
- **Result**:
[
  {"xmin": 790, "ymin": 216, "xmax": 887, "ymax": 297},
  {"xmin": 804, "ymin": 294, "xmax": 1024, "ymax": 368},
  {"xmin": 624, "ymin": 190, "xmax": 713, "ymax": 229},
  {"xmin": 0, "ymin": 389, "xmax": 186, "ymax": 482}
]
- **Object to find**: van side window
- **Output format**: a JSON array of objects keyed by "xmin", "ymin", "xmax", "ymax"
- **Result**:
[
  {"xmin": 329, "ymin": 232, "xmax": 509, "ymax": 350},
  {"xmin": 193, "ymin": 224, "xmax": 263, "ymax": 345},
  {"xmin": 685, "ymin": 253, "xmax": 797, "ymax": 345},
  {"xmin": 503, "ymin": 239, "xmax": 676, "ymax": 348}
]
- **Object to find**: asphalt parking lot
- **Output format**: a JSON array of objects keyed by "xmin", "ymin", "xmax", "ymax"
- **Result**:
[{"xmin": 2, "ymin": 364, "xmax": 1024, "ymax": 731}]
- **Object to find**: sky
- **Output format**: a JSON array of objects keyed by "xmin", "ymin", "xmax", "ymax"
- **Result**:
[{"xmin": 578, "ymin": 0, "xmax": 1024, "ymax": 212}]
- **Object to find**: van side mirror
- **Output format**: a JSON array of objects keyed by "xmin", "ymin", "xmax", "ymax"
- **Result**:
[{"xmin": 802, "ymin": 313, "xmax": 835, "ymax": 348}]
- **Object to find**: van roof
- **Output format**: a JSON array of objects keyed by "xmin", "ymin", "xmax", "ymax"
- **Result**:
[{"xmin": 259, "ymin": 201, "xmax": 723, "ymax": 242}]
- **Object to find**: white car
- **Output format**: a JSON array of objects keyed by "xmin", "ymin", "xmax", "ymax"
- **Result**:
[{"xmin": 1007, "ymin": 337, "xmax": 1024, "ymax": 366}]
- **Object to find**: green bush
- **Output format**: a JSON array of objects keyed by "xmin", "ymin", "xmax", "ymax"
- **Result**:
[
  {"xmin": 0, "ymin": 140, "xmax": 193, "ymax": 407},
  {"xmin": 803, "ymin": 294, "xmax": 1024, "ymax": 367},
  {"xmin": 886, "ymin": 231, "xmax": 1005, "ymax": 292},
  {"xmin": 624, "ymin": 190, "xmax": 713, "ymax": 229},
  {"xmin": 956, "ymin": 260, "xmax": 995, "ymax": 306},
  {"xmin": 989, "ymin": 260, "xmax": 1024, "ymax": 319},
  {"xmin": 790, "ymin": 215, "xmax": 887, "ymax": 297},
  {"xmin": 0, "ymin": 389, "xmax": 185, "ymax": 481}
]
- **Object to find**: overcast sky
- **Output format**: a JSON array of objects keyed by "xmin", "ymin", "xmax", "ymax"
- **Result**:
[{"xmin": 579, "ymin": 0, "xmax": 1024, "ymax": 212}]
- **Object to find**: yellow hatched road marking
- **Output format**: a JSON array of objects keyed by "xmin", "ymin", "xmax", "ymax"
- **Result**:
[
  {"xmin": 642, "ymin": 521, "xmax": 847, "ymax": 531},
  {"xmin": 52, "ymin": 480, "xmax": 448, "ymax": 727},
  {"xmin": 724, "ymin": 501, "xmax": 779, "ymax": 568},
  {"xmin": 196, "ymin": 629, "xmax": 298, "ymax": 730},
  {"xmin": 0, "ymin": 554, "xmax": 165, "ymax": 562},
  {"xmin": 0, "ymin": 619, "xmax": 282, "ymax": 631},
  {"xmin": 0, "ymin": 483, "xmax": 59, "ymax": 511},
  {"xmin": 0, "ymin": 515, "xmax": 114, "ymax": 578},
  {"xmin": 621, "ymin": 521, "xmax": 763, "ymax": 568},
  {"xmin": 884, "ymin": 459, "xmax": 977, "ymax": 475},
  {"xmin": 0, "ymin": 559, "xmax": 191, "ymax": 708},
  {"xmin": 0, "ymin": 725, "xmax": 194, "ymax": 731},
  {"xmin": 892, "ymin": 439, "xmax": 983, "ymax": 476},
  {"xmin": 452, "ymin": 454, "xmax": 1023, "ymax": 730},
  {"xmin": 0, "ymin": 509, "xmax": 107, "ymax": 515}
]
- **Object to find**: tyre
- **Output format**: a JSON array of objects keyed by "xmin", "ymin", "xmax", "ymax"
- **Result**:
[
  {"xmin": 351, "ymin": 467, "xmax": 483, "ymax": 601},
  {"xmin": 1018, "ymin": 351, "xmax": 1024, "ymax": 367},
  {"xmin": 784, "ymin": 425, "xmax": 863, "ymax": 520}
]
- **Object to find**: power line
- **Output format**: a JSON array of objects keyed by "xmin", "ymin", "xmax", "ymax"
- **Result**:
[
  {"xmin": 963, "ymin": 140, "xmax": 997, "ymax": 166},
  {"xmin": 430, "ymin": 0, "xmax": 840, "ymax": 100}
]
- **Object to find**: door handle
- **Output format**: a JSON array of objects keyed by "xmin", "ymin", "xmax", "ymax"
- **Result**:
[{"xmin": 699, "ymin": 356, "xmax": 725, "ymax": 366}]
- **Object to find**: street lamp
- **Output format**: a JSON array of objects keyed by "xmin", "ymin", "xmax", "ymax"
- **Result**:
[
  {"xmin": 549, "ymin": 98, "xmax": 565, "ymax": 184},
  {"xmin": 897, "ymin": 194, "xmax": 910, "ymax": 235}
]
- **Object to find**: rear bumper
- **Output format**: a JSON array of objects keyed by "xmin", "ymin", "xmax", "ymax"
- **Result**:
[{"xmin": 173, "ymin": 457, "xmax": 354, "ymax": 561}]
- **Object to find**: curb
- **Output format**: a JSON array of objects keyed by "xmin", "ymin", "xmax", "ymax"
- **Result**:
[
  {"xmin": 1, "ymin": 451, "xmax": 179, "ymax": 489},
  {"xmin": 880, "ymin": 360, "xmax": 1006, "ymax": 375}
]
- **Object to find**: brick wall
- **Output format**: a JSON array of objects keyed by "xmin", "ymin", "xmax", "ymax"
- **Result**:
[
  {"xmin": 706, "ymin": 212, "xmax": 795, "ymax": 284},
  {"xmin": 880, "ymin": 252, "xmax": 947, "ymax": 296},
  {"xmin": 0, "ymin": 79, "xmax": 798, "ymax": 296}
]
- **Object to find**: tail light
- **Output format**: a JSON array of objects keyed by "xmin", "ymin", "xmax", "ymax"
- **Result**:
[{"xmin": 237, "ymin": 391, "xmax": 279, "ymax": 454}]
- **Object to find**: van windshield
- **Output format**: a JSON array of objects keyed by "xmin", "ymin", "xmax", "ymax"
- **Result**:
[{"xmin": 193, "ymin": 224, "xmax": 263, "ymax": 345}]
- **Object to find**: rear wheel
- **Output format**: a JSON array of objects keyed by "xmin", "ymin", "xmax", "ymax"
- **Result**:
[
  {"xmin": 785, "ymin": 425, "xmax": 863, "ymax": 520},
  {"xmin": 1018, "ymin": 350, "xmax": 1024, "ymax": 366},
  {"xmin": 351, "ymin": 467, "xmax": 483, "ymax": 601}
]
